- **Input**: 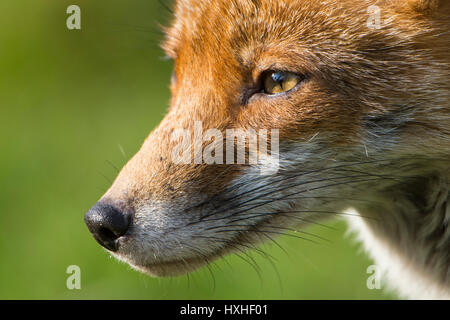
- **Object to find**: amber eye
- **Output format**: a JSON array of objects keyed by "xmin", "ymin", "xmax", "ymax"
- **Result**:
[{"xmin": 263, "ymin": 71, "xmax": 303, "ymax": 95}]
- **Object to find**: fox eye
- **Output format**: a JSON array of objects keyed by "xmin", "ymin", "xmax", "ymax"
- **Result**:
[{"xmin": 262, "ymin": 71, "xmax": 303, "ymax": 95}]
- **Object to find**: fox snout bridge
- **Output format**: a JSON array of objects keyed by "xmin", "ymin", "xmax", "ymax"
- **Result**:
[{"xmin": 84, "ymin": 203, "xmax": 131, "ymax": 252}]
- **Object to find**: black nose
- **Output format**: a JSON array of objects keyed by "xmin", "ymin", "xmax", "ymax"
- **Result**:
[{"xmin": 84, "ymin": 203, "xmax": 130, "ymax": 252}]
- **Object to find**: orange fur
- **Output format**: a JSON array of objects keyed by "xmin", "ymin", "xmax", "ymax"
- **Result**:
[{"xmin": 106, "ymin": 0, "xmax": 449, "ymax": 203}]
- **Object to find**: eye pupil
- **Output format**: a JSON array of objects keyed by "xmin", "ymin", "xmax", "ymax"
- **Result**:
[{"xmin": 263, "ymin": 71, "xmax": 302, "ymax": 95}]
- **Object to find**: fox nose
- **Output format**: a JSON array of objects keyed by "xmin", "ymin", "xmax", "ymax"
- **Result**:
[{"xmin": 84, "ymin": 203, "xmax": 131, "ymax": 252}]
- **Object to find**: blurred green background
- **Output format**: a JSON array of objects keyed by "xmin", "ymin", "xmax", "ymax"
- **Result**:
[{"xmin": 0, "ymin": 0, "xmax": 394, "ymax": 299}]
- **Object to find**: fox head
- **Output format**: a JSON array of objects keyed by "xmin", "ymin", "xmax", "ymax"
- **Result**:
[{"xmin": 85, "ymin": 0, "xmax": 449, "ymax": 280}]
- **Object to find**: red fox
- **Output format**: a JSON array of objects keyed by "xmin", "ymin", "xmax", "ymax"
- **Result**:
[{"xmin": 84, "ymin": 0, "xmax": 449, "ymax": 299}]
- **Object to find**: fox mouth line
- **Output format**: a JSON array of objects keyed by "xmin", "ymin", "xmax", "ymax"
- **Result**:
[
  {"xmin": 119, "ymin": 210, "xmax": 291, "ymax": 277},
  {"xmin": 124, "ymin": 245, "xmax": 231, "ymax": 277}
]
